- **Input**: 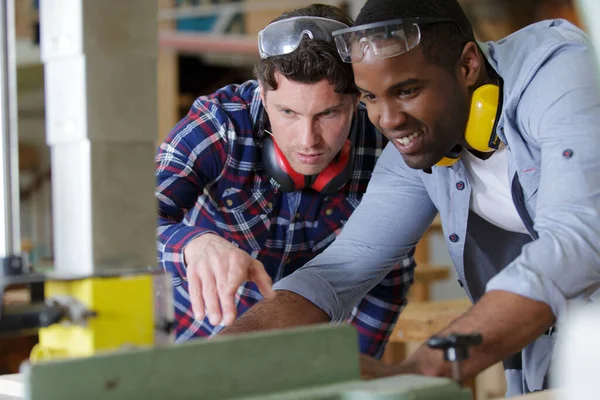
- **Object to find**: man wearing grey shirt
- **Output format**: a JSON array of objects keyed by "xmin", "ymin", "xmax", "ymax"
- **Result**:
[{"xmin": 221, "ymin": 0, "xmax": 600, "ymax": 395}]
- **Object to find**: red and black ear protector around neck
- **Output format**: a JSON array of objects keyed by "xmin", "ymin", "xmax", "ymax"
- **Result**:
[
  {"xmin": 258, "ymin": 109, "xmax": 356, "ymax": 195},
  {"xmin": 434, "ymin": 71, "xmax": 504, "ymax": 168}
]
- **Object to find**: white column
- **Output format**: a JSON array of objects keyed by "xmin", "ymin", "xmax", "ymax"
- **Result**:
[{"xmin": 40, "ymin": 0, "xmax": 158, "ymax": 275}]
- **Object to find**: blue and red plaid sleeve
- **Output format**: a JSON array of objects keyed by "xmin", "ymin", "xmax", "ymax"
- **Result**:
[
  {"xmin": 347, "ymin": 251, "xmax": 416, "ymax": 358},
  {"xmin": 155, "ymin": 97, "xmax": 232, "ymax": 279}
]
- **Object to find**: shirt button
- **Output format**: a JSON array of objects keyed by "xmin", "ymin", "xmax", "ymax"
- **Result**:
[
  {"xmin": 456, "ymin": 181, "xmax": 465, "ymax": 190},
  {"xmin": 285, "ymin": 258, "xmax": 291, "ymax": 265},
  {"xmin": 325, "ymin": 209, "xmax": 333, "ymax": 216},
  {"xmin": 296, "ymin": 213, "xmax": 301, "ymax": 218},
  {"xmin": 226, "ymin": 199, "xmax": 233, "ymax": 206},
  {"xmin": 449, "ymin": 233, "xmax": 459, "ymax": 243},
  {"xmin": 267, "ymin": 202, "xmax": 273, "ymax": 209},
  {"xmin": 563, "ymin": 149, "xmax": 574, "ymax": 159}
]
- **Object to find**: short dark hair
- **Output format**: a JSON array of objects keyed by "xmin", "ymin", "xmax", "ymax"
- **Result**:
[
  {"xmin": 255, "ymin": 4, "xmax": 358, "ymax": 95},
  {"xmin": 355, "ymin": 0, "xmax": 476, "ymax": 71}
]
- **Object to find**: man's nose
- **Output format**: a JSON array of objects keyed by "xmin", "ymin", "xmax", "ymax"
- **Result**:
[
  {"xmin": 299, "ymin": 120, "xmax": 321, "ymax": 148},
  {"xmin": 378, "ymin": 103, "xmax": 408, "ymax": 131}
]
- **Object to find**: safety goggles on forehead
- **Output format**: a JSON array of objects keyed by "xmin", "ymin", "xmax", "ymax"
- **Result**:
[
  {"xmin": 332, "ymin": 18, "xmax": 463, "ymax": 63},
  {"xmin": 258, "ymin": 16, "xmax": 350, "ymax": 59}
]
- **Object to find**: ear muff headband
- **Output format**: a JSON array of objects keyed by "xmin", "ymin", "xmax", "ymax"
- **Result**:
[{"xmin": 262, "ymin": 135, "xmax": 354, "ymax": 194}]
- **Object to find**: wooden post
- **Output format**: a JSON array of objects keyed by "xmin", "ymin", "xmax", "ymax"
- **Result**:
[{"xmin": 158, "ymin": 0, "xmax": 179, "ymax": 143}]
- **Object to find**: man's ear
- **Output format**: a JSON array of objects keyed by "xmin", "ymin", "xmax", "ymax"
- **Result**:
[
  {"xmin": 456, "ymin": 42, "xmax": 483, "ymax": 89},
  {"xmin": 259, "ymin": 83, "xmax": 267, "ymax": 107}
]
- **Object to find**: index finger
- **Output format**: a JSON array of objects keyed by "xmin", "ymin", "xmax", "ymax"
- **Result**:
[
  {"xmin": 218, "ymin": 266, "xmax": 249, "ymax": 326},
  {"xmin": 249, "ymin": 259, "xmax": 275, "ymax": 299},
  {"xmin": 187, "ymin": 268, "xmax": 205, "ymax": 321}
]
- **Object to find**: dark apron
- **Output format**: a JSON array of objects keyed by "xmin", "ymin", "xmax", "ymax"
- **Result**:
[{"xmin": 463, "ymin": 210, "xmax": 556, "ymax": 395}]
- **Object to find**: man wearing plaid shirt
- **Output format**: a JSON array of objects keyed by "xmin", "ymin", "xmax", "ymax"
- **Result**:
[{"xmin": 155, "ymin": 4, "xmax": 416, "ymax": 358}]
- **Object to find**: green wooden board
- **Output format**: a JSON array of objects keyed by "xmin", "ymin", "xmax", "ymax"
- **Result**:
[
  {"xmin": 21, "ymin": 323, "xmax": 471, "ymax": 400},
  {"xmin": 23, "ymin": 324, "xmax": 360, "ymax": 400}
]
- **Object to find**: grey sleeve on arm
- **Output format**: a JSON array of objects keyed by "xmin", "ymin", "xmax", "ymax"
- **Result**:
[
  {"xmin": 487, "ymin": 41, "xmax": 600, "ymax": 319},
  {"xmin": 274, "ymin": 143, "xmax": 438, "ymax": 322}
]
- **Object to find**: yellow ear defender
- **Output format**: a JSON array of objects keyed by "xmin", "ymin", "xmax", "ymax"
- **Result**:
[
  {"xmin": 435, "ymin": 145, "xmax": 462, "ymax": 167},
  {"xmin": 465, "ymin": 84, "xmax": 501, "ymax": 152},
  {"xmin": 435, "ymin": 83, "xmax": 501, "ymax": 167}
]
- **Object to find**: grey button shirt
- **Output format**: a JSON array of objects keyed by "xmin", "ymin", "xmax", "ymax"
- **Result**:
[{"xmin": 273, "ymin": 19, "xmax": 600, "ymax": 395}]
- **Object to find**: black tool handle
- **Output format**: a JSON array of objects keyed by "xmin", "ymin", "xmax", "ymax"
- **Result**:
[
  {"xmin": 427, "ymin": 332, "xmax": 482, "ymax": 382},
  {"xmin": 427, "ymin": 332, "xmax": 482, "ymax": 362}
]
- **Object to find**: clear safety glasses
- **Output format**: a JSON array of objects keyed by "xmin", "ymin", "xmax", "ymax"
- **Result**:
[
  {"xmin": 332, "ymin": 18, "xmax": 462, "ymax": 63},
  {"xmin": 258, "ymin": 16, "xmax": 350, "ymax": 59}
]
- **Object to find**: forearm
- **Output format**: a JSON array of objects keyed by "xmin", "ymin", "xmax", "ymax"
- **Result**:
[
  {"xmin": 155, "ymin": 113, "xmax": 228, "ymax": 274},
  {"xmin": 404, "ymin": 290, "xmax": 555, "ymax": 381},
  {"xmin": 220, "ymin": 290, "xmax": 330, "ymax": 336}
]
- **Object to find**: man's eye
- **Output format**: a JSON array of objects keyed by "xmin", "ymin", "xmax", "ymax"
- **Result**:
[
  {"xmin": 361, "ymin": 93, "xmax": 377, "ymax": 102},
  {"xmin": 281, "ymin": 109, "xmax": 294, "ymax": 116},
  {"xmin": 399, "ymin": 88, "xmax": 418, "ymax": 97}
]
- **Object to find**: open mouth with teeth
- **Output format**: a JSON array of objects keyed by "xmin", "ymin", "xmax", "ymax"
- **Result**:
[{"xmin": 396, "ymin": 130, "xmax": 423, "ymax": 146}]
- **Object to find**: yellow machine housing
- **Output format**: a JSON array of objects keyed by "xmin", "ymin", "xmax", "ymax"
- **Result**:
[{"xmin": 31, "ymin": 273, "xmax": 156, "ymax": 362}]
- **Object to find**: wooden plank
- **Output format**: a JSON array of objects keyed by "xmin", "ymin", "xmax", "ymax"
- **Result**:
[
  {"xmin": 0, "ymin": 335, "xmax": 37, "ymax": 376},
  {"xmin": 390, "ymin": 298, "xmax": 472, "ymax": 343},
  {"xmin": 14, "ymin": 0, "xmax": 33, "ymax": 39},
  {"xmin": 243, "ymin": 0, "xmax": 287, "ymax": 36},
  {"xmin": 158, "ymin": 31, "xmax": 258, "ymax": 55},
  {"xmin": 413, "ymin": 232, "xmax": 429, "ymax": 265},
  {"xmin": 157, "ymin": 0, "xmax": 179, "ymax": 143},
  {"xmin": 408, "ymin": 265, "xmax": 451, "ymax": 302},
  {"xmin": 413, "ymin": 265, "xmax": 450, "ymax": 284},
  {"xmin": 381, "ymin": 342, "xmax": 406, "ymax": 365},
  {"xmin": 2, "ymin": 289, "xmax": 30, "ymax": 306}
]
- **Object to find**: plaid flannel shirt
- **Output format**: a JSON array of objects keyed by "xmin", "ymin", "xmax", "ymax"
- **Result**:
[{"xmin": 155, "ymin": 80, "xmax": 416, "ymax": 358}]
